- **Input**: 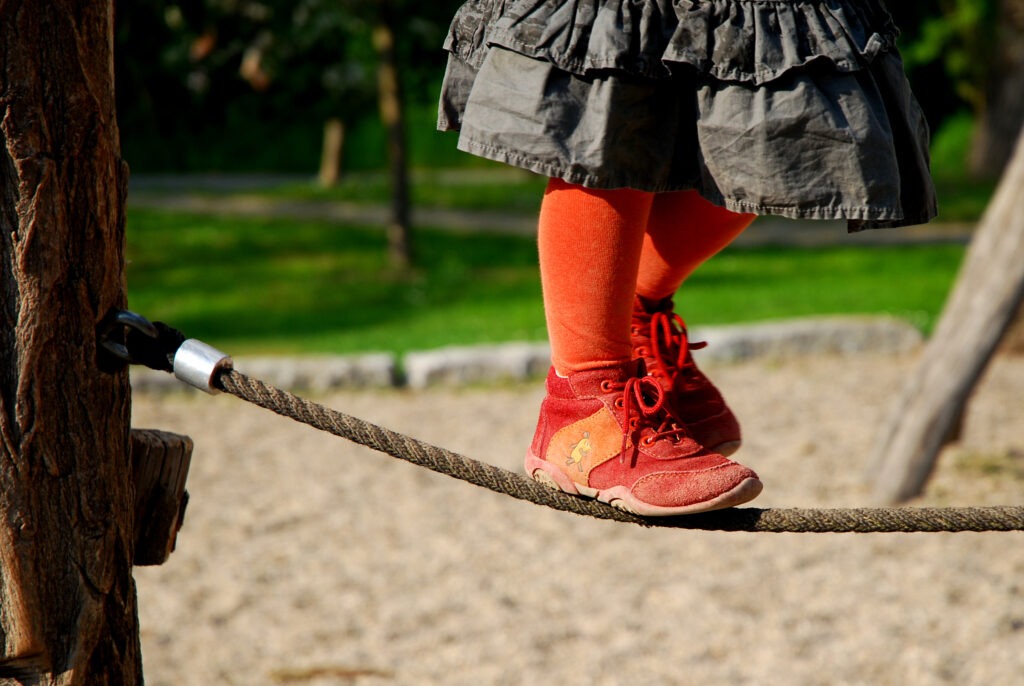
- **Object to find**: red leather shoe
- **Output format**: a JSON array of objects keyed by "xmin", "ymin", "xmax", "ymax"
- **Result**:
[
  {"xmin": 632, "ymin": 296, "xmax": 742, "ymax": 456},
  {"xmin": 525, "ymin": 363, "xmax": 762, "ymax": 516}
]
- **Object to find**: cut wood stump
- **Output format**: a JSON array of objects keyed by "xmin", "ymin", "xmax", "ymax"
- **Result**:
[{"xmin": 131, "ymin": 428, "xmax": 194, "ymax": 566}]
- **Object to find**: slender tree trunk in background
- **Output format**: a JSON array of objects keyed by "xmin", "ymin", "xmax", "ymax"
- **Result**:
[
  {"xmin": 372, "ymin": 0, "xmax": 414, "ymax": 269},
  {"xmin": 0, "ymin": 2, "xmax": 140, "ymax": 683},
  {"xmin": 318, "ymin": 117, "xmax": 346, "ymax": 188},
  {"xmin": 870, "ymin": 131, "xmax": 1024, "ymax": 504},
  {"xmin": 969, "ymin": 0, "xmax": 1024, "ymax": 179}
]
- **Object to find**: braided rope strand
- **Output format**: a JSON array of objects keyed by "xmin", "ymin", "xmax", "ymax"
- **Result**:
[{"xmin": 215, "ymin": 369, "xmax": 1024, "ymax": 534}]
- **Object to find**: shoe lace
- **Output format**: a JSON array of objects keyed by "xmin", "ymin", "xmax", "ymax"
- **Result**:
[
  {"xmin": 646, "ymin": 310, "xmax": 708, "ymax": 393},
  {"xmin": 607, "ymin": 375, "xmax": 690, "ymax": 463}
]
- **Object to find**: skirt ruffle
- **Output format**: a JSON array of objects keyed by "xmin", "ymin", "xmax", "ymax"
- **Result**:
[
  {"xmin": 439, "ymin": 0, "xmax": 937, "ymax": 230},
  {"xmin": 449, "ymin": 0, "xmax": 898, "ymax": 82}
]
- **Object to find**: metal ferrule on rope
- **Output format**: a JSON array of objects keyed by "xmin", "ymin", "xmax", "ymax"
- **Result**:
[{"xmin": 173, "ymin": 339, "xmax": 233, "ymax": 395}]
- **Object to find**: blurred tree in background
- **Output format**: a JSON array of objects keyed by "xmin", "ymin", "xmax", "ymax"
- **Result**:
[
  {"xmin": 116, "ymin": 0, "xmax": 450, "ymax": 176},
  {"xmin": 891, "ymin": 0, "xmax": 1023, "ymax": 180},
  {"xmin": 967, "ymin": 0, "xmax": 1023, "ymax": 179},
  {"xmin": 115, "ymin": 1, "xmax": 1023, "ymax": 181},
  {"xmin": 115, "ymin": 0, "xmax": 454, "ymax": 265}
]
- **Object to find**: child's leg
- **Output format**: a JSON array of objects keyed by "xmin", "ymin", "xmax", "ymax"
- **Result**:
[
  {"xmin": 636, "ymin": 190, "xmax": 754, "ymax": 302},
  {"xmin": 529, "ymin": 179, "xmax": 762, "ymax": 516},
  {"xmin": 631, "ymin": 191, "xmax": 755, "ymax": 455},
  {"xmin": 538, "ymin": 178, "xmax": 653, "ymax": 374}
]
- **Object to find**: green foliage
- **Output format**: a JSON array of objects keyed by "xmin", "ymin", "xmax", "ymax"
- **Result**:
[
  {"xmin": 126, "ymin": 209, "xmax": 965, "ymax": 356},
  {"xmin": 901, "ymin": 0, "xmax": 997, "ymax": 109},
  {"xmin": 116, "ymin": 0, "xmax": 457, "ymax": 172},
  {"xmin": 929, "ymin": 110, "xmax": 999, "ymax": 221},
  {"xmin": 930, "ymin": 110, "xmax": 976, "ymax": 175}
]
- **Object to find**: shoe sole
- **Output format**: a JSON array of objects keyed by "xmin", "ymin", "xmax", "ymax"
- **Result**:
[{"xmin": 525, "ymin": 452, "xmax": 763, "ymax": 517}]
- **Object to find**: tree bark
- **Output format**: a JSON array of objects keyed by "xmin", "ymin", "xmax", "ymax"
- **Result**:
[
  {"xmin": 870, "ymin": 129, "xmax": 1024, "ymax": 504},
  {"xmin": 0, "ymin": 2, "xmax": 140, "ymax": 683},
  {"xmin": 372, "ymin": 1, "xmax": 414, "ymax": 269}
]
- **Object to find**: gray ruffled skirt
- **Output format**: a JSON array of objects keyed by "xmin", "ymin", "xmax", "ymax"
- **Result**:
[{"xmin": 437, "ymin": 0, "xmax": 938, "ymax": 231}]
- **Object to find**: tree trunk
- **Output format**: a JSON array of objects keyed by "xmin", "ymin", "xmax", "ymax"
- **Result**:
[
  {"xmin": 968, "ymin": 0, "xmax": 1024, "ymax": 179},
  {"xmin": 870, "ymin": 130, "xmax": 1024, "ymax": 504},
  {"xmin": 0, "ymin": 2, "xmax": 140, "ymax": 683},
  {"xmin": 318, "ymin": 117, "xmax": 346, "ymax": 188},
  {"xmin": 372, "ymin": 1, "xmax": 414, "ymax": 269}
]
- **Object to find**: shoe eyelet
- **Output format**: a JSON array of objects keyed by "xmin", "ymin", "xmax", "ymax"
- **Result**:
[
  {"xmin": 641, "ymin": 436, "xmax": 656, "ymax": 446},
  {"xmin": 600, "ymin": 380, "xmax": 613, "ymax": 392},
  {"xmin": 613, "ymin": 398, "xmax": 624, "ymax": 409}
]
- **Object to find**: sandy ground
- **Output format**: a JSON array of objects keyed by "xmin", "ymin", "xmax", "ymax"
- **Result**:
[{"xmin": 131, "ymin": 350, "xmax": 1024, "ymax": 686}]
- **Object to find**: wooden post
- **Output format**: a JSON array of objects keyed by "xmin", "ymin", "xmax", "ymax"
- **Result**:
[
  {"xmin": 870, "ymin": 130, "xmax": 1024, "ymax": 503},
  {"xmin": 131, "ymin": 429, "xmax": 194, "ymax": 567},
  {"xmin": 0, "ymin": 2, "xmax": 142, "ymax": 683}
]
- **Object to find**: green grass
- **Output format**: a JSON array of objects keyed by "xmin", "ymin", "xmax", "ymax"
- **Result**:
[
  {"xmin": 126, "ymin": 208, "xmax": 965, "ymax": 356},
  {"xmin": 126, "ymin": 209, "xmax": 547, "ymax": 356}
]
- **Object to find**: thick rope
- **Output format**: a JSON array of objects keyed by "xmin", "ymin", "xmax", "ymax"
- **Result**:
[{"xmin": 215, "ymin": 368, "xmax": 1024, "ymax": 533}]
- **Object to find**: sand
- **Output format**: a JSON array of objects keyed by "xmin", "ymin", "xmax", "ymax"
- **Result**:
[{"xmin": 131, "ymin": 350, "xmax": 1024, "ymax": 686}]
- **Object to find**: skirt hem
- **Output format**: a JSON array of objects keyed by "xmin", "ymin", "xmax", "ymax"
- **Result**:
[{"xmin": 456, "ymin": 136, "xmax": 933, "ymax": 230}]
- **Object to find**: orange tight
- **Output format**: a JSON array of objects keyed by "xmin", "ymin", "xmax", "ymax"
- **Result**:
[{"xmin": 538, "ymin": 178, "xmax": 754, "ymax": 374}]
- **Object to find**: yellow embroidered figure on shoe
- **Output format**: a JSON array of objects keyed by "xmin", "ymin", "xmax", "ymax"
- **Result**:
[{"xmin": 567, "ymin": 432, "xmax": 591, "ymax": 472}]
